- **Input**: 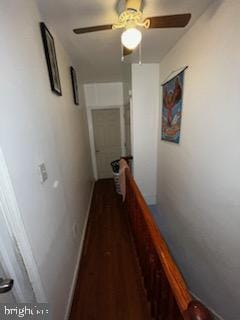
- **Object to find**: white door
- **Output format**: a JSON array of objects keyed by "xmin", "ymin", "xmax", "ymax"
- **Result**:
[
  {"xmin": 92, "ymin": 109, "xmax": 122, "ymax": 179},
  {"xmin": 0, "ymin": 198, "xmax": 36, "ymax": 303},
  {"xmin": 0, "ymin": 262, "xmax": 15, "ymax": 303}
]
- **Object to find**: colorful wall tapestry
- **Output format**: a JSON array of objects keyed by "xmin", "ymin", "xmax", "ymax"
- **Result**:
[{"xmin": 161, "ymin": 70, "xmax": 185, "ymax": 144}]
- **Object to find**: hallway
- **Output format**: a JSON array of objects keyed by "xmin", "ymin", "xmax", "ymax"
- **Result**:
[
  {"xmin": 69, "ymin": 179, "xmax": 151, "ymax": 320},
  {"xmin": 1, "ymin": 1, "xmax": 239, "ymax": 318}
]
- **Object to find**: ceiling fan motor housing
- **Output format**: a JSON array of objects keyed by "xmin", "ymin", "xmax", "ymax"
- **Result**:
[
  {"xmin": 117, "ymin": 0, "xmax": 143, "ymax": 14},
  {"xmin": 125, "ymin": 0, "xmax": 143, "ymax": 12}
]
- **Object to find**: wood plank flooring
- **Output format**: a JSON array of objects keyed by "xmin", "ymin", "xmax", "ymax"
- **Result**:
[{"xmin": 69, "ymin": 179, "xmax": 151, "ymax": 320}]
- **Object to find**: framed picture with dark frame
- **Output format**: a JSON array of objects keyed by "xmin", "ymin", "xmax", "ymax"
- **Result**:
[
  {"xmin": 40, "ymin": 22, "xmax": 62, "ymax": 96},
  {"xmin": 70, "ymin": 66, "xmax": 79, "ymax": 105}
]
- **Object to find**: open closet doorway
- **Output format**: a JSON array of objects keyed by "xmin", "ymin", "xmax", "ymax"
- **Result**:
[
  {"xmin": 92, "ymin": 109, "xmax": 122, "ymax": 179},
  {"xmin": 0, "ymin": 147, "xmax": 45, "ymax": 304},
  {"xmin": 0, "ymin": 199, "xmax": 36, "ymax": 303},
  {"xmin": 124, "ymin": 102, "xmax": 131, "ymax": 156},
  {"xmin": 0, "ymin": 262, "xmax": 15, "ymax": 303}
]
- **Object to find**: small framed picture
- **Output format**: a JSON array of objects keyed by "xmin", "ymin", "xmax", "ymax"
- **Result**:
[
  {"xmin": 70, "ymin": 67, "xmax": 79, "ymax": 105},
  {"xmin": 40, "ymin": 22, "xmax": 62, "ymax": 96}
]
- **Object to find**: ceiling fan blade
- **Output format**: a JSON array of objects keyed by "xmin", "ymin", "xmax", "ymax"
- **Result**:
[
  {"xmin": 73, "ymin": 24, "xmax": 113, "ymax": 34},
  {"xmin": 147, "ymin": 14, "xmax": 191, "ymax": 29},
  {"xmin": 123, "ymin": 47, "xmax": 133, "ymax": 56}
]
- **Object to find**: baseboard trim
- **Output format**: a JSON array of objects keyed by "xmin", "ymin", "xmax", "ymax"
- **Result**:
[
  {"xmin": 64, "ymin": 181, "xmax": 94, "ymax": 320},
  {"xmin": 143, "ymin": 194, "xmax": 156, "ymax": 205},
  {"xmin": 190, "ymin": 291, "xmax": 224, "ymax": 320}
]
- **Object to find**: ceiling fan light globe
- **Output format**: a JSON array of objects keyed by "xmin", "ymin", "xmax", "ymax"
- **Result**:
[{"xmin": 121, "ymin": 28, "xmax": 142, "ymax": 50}]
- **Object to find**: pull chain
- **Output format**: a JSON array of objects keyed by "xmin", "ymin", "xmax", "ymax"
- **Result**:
[{"xmin": 121, "ymin": 44, "xmax": 124, "ymax": 63}]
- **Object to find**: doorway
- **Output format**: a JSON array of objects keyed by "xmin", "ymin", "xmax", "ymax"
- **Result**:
[
  {"xmin": 124, "ymin": 103, "xmax": 131, "ymax": 156},
  {"xmin": 0, "ymin": 262, "xmax": 15, "ymax": 303},
  {"xmin": 92, "ymin": 109, "xmax": 122, "ymax": 179},
  {"xmin": 0, "ymin": 147, "xmax": 44, "ymax": 304}
]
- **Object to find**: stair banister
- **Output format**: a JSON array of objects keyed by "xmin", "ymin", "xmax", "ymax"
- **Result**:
[{"xmin": 124, "ymin": 167, "xmax": 213, "ymax": 320}]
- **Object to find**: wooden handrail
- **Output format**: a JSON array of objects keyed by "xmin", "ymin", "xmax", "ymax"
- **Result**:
[{"xmin": 124, "ymin": 168, "xmax": 212, "ymax": 320}]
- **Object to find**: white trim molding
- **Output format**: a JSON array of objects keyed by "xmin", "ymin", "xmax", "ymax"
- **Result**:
[
  {"xmin": 143, "ymin": 194, "xmax": 157, "ymax": 206},
  {"xmin": 64, "ymin": 181, "xmax": 95, "ymax": 320},
  {"xmin": 0, "ymin": 147, "xmax": 47, "ymax": 303}
]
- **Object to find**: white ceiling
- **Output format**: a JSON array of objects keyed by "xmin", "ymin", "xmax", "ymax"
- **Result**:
[{"xmin": 36, "ymin": 0, "xmax": 213, "ymax": 83}]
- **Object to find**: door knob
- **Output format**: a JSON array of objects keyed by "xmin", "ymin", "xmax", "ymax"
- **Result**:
[
  {"xmin": 0, "ymin": 278, "xmax": 14, "ymax": 294},
  {"xmin": 96, "ymin": 150, "xmax": 100, "ymax": 153}
]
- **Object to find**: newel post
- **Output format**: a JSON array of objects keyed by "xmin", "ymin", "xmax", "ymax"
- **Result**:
[{"xmin": 187, "ymin": 300, "xmax": 213, "ymax": 320}]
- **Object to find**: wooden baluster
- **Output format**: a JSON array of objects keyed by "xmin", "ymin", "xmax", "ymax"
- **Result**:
[
  {"xmin": 158, "ymin": 271, "xmax": 169, "ymax": 320},
  {"xmin": 139, "ymin": 215, "xmax": 147, "ymax": 271},
  {"xmin": 125, "ymin": 177, "xmax": 128, "ymax": 208},
  {"xmin": 143, "ymin": 226, "xmax": 153, "ymax": 294},
  {"xmin": 146, "ymin": 254, "xmax": 154, "ymax": 300},
  {"xmin": 187, "ymin": 301, "xmax": 213, "ymax": 320},
  {"xmin": 135, "ymin": 196, "xmax": 140, "ymax": 240},
  {"xmin": 153, "ymin": 268, "xmax": 161, "ymax": 319},
  {"xmin": 134, "ymin": 205, "xmax": 141, "ymax": 256},
  {"xmin": 125, "ymin": 178, "xmax": 129, "ymax": 208},
  {"xmin": 141, "ymin": 219, "xmax": 148, "ymax": 252},
  {"xmin": 132, "ymin": 209, "xmax": 142, "ymax": 275},
  {"xmin": 155, "ymin": 266, "xmax": 163, "ymax": 319},
  {"xmin": 149, "ymin": 254, "xmax": 158, "ymax": 319},
  {"xmin": 130, "ymin": 193, "xmax": 137, "ymax": 244},
  {"xmin": 167, "ymin": 291, "xmax": 181, "ymax": 320},
  {"xmin": 141, "ymin": 225, "xmax": 148, "ymax": 285}
]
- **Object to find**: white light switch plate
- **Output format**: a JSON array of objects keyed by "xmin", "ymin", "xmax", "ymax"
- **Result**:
[{"xmin": 38, "ymin": 163, "xmax": 48, "ymax": 183}]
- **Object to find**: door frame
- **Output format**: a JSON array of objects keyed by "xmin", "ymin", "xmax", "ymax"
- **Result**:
[
  {"xmin": 0, "ymin": 147, "xmax": 46, "ymax": 302},
  {"xmin": 87, "ymin": 105, "xmax": 125, "ymax": 180}
]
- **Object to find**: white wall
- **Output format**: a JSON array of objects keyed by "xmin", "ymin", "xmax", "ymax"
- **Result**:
[
  {"xmin": 131, "ymin": 64, "xmax": 159, "ymax": 205},
  {"xmin": 156, "ymin": 1, "xmax": 240, "ymax": 319},
  {"xmin": 84, "ymin": 82, "xmax": 125, "ymax": 179},
  {"xmin": 0, "ymin": 1, "xmax": 93, "ymax": 319},
  {"xmin": 84, "ymin": 82, "xmax": 124, "ymax": 107}
]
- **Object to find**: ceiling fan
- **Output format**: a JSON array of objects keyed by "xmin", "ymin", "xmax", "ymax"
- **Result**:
[{"xmin": 73, "ymin": 0, "xmax": 191, "ymax": 57}]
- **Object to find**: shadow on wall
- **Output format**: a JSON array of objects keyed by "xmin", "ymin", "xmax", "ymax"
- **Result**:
[
  {"xmin": 204, "ymin": 0, "xmax": 225, "ymax": 19},
  {"xmin": 148, "ymin": 205, "xmax": 225, "ymax": 320}
]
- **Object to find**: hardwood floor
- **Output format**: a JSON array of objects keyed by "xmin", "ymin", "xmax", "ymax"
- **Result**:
[{"xmin": 69, "ymin": 179, "xmax": 151, "ymax": 320}]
